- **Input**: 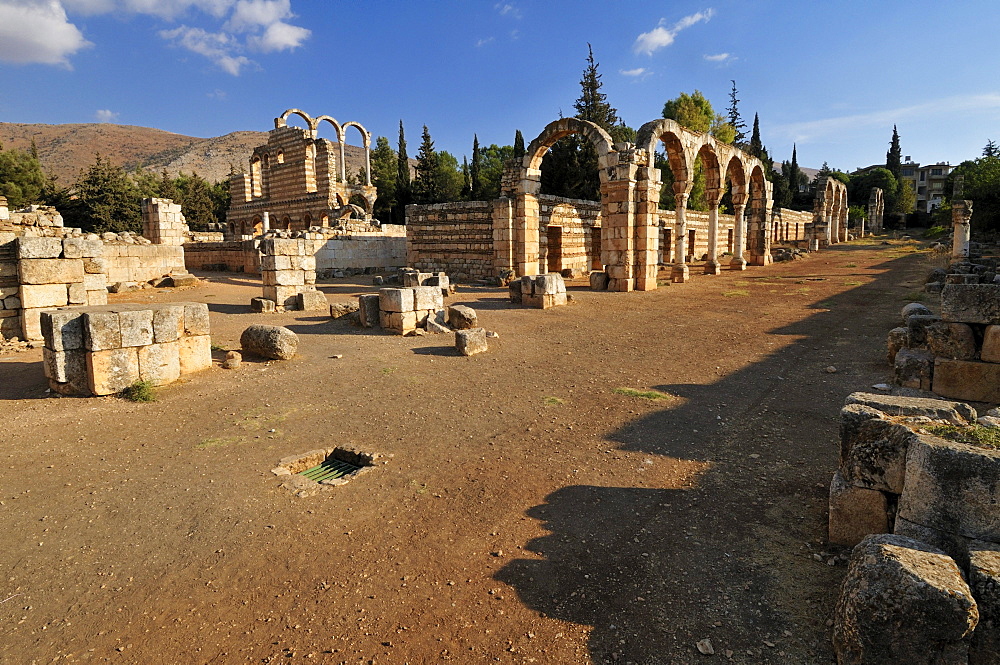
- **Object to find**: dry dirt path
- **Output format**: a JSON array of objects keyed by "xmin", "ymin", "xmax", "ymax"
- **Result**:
[{"xmin": 0, "ymin": 237, "xmax": 941, "ymax": 664}]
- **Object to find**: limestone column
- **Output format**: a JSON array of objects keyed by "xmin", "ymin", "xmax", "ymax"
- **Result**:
[
  {"xmin": 839, "ymin": 206, "xmax": 849, "ymax": 242},
  {"xmin": 704, "ymin": 192, "xmax": 721, "ymax": 275},
  {"xmin": 630, "ymin": 160, "xmax": 657, "ymax": 291},
  {"xmin": 262, "ymin": 211, "xmax": 270, "ymax": 232},
  {"xmin": 364, "ymin": 136, "xmax": 372, "ymax": 186},
  {"xmin": 952, "ymin": 200, "xmax": 973, "ymax": 262},
  {"xmin": 492, "ymin": 196, "xmax": 515, "ymax": 276},
  {"xmin": 730, "ymin": 203, "xmax": 747, "ymax": 270},
  {"xmin": 671, "ymin": 192, "xmax": 690, "ymax": 283}
]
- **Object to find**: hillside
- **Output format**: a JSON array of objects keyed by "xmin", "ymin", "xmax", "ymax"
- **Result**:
[{"xmin": 0, "ymin": 122, "xmax": 372, "ymax": 186}]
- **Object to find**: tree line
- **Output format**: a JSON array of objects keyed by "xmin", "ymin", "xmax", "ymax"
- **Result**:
[{"xmin": 0, "ymin": 142, "xmax": 229, "ymax": 234}]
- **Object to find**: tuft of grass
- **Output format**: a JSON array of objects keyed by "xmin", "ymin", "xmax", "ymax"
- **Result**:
[
  {"xmin": 119, "ymin": 380, "xmax": 156, "ymax": 402},
  {"xmin": 721, "ymin": 289, "xmax": 749, "ymax": 297},
  {"xmin": 923, "ymin": 225, "xmax": 949, "ymax": 239},
  {"xmin": 210, "ymin": 344, "xmax": 227, "ymax": 352},
  {"xmin": 381, "ymin": 367, "xmax": 397, "ymax": 375},
  {"xmin": 843, "ymin": 281, "xmax": 864, "ymax": 286},
  {"xmin": 543, "ymin": 396, "xmax": 565, "ymax": 406},
  {"xmin": 843, "ymin": 263, "xmax": 858, "ymax": 268},
  {"xmin": 613, "ymin": 387, "xmax": 674, "ymax": 401},
  {"xmin": 196, "ymin": 436, "xmax": 241, "ymax": 450},
  {"xmin": 924, "ymin": 424, "xmax": 1000, "ymax": 449}
]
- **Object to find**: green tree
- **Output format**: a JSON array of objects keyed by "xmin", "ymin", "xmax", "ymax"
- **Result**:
[
  {"xmin": 174, "ymin": 172, "xmax": 217, "ymax": 230},
  {"xmin": 983, "ymin": 139, "xmax": 999, "ymax": 158},
  {"xmin": 158, "ymin": 169, "xmax": 178, "ymax": 200},
  {"xmin": 897, "ymin": 177, "xmax": 916, "ymax": 217},
  {"xmin": 943, "ymin": 156, "xmax": 1000, "ymax": 230},
  {"xmin": 886, "ymin": 125, "xmax": 902, "ymax": 180},
  {"xmin": 460, "ymin": 157, "xmax": 471, "ymax": 199},
  {"xmin": 393, "ymin": 121, "xmax": 410, "ymax": 224},
  {"xmin": 62, "ymin": 155, "xmax": 142, "ymax": 233},
  {"xmin": 434, "ymin": 150, "xmax": 464, "ymax": 202},
  {"xmin": 470, "ymin": 134, "xmax": 483, "ymax": 200},
  {"xmin": 660, "ymin": 90, "xmax": 736, "ymax": 209},
  {"xmin": 210, "ymin": 180, "xmax": 230, "ymax": 228},
  {"xmin": 412, "ymin": 125, "xmax": 441, "ymax": 204},
  {"xmin": 478, "ymin": 144, "xmax": 515, "ymax": 201},
  {"xmin": 513, "ymin": 130, "xmax": 525, "ymax": 159},
  {"xmin": 727, "ymin": 80, "xmax": 747, "ymax": 144},
  {"xmin": 0, "ymin": 143, "xmax": 48, "ymax": 208},
  {"xmin": 370, "ymin": 135, "xmax": 397, "ymax": 222}
]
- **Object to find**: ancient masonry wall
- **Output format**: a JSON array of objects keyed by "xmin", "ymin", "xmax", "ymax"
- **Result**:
[
  {"xmin": 0, "ymin": 237, "xmax": 20, "ymax": 339},
  {"xmin": 405, "ymin": 201, "xmax": 495, "ymax": 280},
  {"xmin": 307, "ymin": 224, "xmax": 406, "ymax": 275},
  {"xmin": 539, "ymin": 196, "xmax": 601, "ymax": 275},
  {"xmin": 184, "ymin": 240, "xmax": 260, "ymax": 273},
  {"xmin": 103, "ymin": 243, "xmax": 186, "ymax": 284}
]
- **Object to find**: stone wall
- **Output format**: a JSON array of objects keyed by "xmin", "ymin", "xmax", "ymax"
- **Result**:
[
  {"xmin": 406, "ymin": 201, "xmax": 495, "ymax": 280},
  {"xmin": 103, "ymin": 243, "xmax": 187, "ymax": 285},
  {"xmin": 538, "ymin": 196, "xmax": 601, "ymax": 275},
  {"xmin": 184, "ymin": 240, "xmax": 259, "ymax": 273},
  {"xmin": 307, "ymin": 224, "xmax": 406, "ymax": 276},
  {"xmin": 0, "ymin": 237, "xmax": 20, "ymax": 339}
]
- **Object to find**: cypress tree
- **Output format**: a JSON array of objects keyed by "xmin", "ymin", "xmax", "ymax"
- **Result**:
[
  {"xmin": 727, "ymin": 80, "xmax": 747, "ymax": 144},
  {"xmin": 370, "ymin": 135, "xmax": 397, "ymax": 222},
  {"xmin": 461, "ymin": 157, "xmax": 471, "ymax": 199},
  {"xmin": 749, "ymin": 113, "xmax": 762, "ymax": 156},
  {"xmin": 393, "ymin": 121, "xmax": 410, "ymax": 224},
  {"xmin": 513, "ymin": 130, "xmax": 525, "ymax": 159},
  {"xmin": 412, "ymin": 125, "xmax": 441, "ymax": 204},
  {"xmin": 470, "ymin": 134, "xmax": 482, "ymax": 200},
  {"xmin": 886, "ymin": 125, "xmax": 902, "ymax": 180}
]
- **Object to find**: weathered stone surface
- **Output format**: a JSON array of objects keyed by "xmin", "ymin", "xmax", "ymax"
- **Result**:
[
  {"xmin": 927, "ymin": 322, "xmax": 979, "ymax": 360},
  {"xmin": 86, "ymin": 289, "xmax": 107, "ymax": 306},
  {"xmin": 843, "ymin": 419, "xmax": 918, "ymax": 493},
  {"xmin": 67, "ymin": 282, "xmax": 86, "ymax": 305},
  {"xmin": 425, "ymin": 316, "xmax": 449, "ymax": 334},
  {"xmin": 413, "ymin": 285, "xmax": 443, "ymax": 311},
  {"xmin": 828, "ymin": 470, "xmax": 890, "ymax": 546},
  {"xmin": 183, "ymin": 303, "xmax": 210, "ymax": 336},
  {"xmin": 902, "ymin": 302, "xmax": 933, "ymax": 324},
  {"xmin": 86, "ymin": 346, "xmax": 140, "ymax": 395},
  {"xmin": 933, "ymin": 358, "xmax": 1000, "ymax": 403},
  {"xmin": 845, "ymin": 392, "xmax": 976, "ymax": 424},
  {"xmin": 18, "ymin": 259, "xmax": 84, "ymax": 285},
  {"xmin": 83, "ymin": 311, "xmax": 122, "ymax": 351},
  {"xmin": 221, "ymin": 350, "xmax": 242, "ymax": 370},
  {"xmin": 358, "ymin": 294, "xmax": 380, "ymax": 327},
  {"xmin": 379, "ymin": 288, "xmax": 414, "ymax": 313},
  {"xmin": 590, "ymin": 271, "xmax": 609, "ymax": 290},
  {"xmin": 895, "ymin": 348, "xmax": 934, "ymax": 390},
  {"xmin": 178, "ymin": 334, "xmax": 212, "ymax": 373},
  {"xmin": 941, "ymin": 284, "xmax": 1000, "ymax": 324},
  {"xmin": 82, "ymin": 273, "xmax": 106, "ymax": 292},
  {"xmin": 898, "ymin": 433, "xmax": 1000, "ymax": 543},
  {"xmin": 137, "ymin": 341, "xmax": 181, "ymax": 386},
  {"xmin": 118, "ymin": 308, "xmax": 154, "ymax": 348},
  {"xmin": 82, "ymin": 257, "xmax": 106, "ymax": 274},
  {"xmin": 908, "ymin": 314, "xmax": 942, "ymax": 347},
  {"xmin": 535, "ymin": 273, "xmax": 566, "ymax": 295},
  {"xmin": 383, "ymin": 310, "xmax": 417, "ymax": 334},
  {"xmin": 19, "ymin": 283, "xmax": 68, "ymax": 309},
  {"xmin": 448, "ymin": 305, "xmax": 477, "ymax": 330},
  {"xmin": 40, "ymin": 310, "xmax": 84, "ymax": 351},
  {"xmin": 329, "ymin": 302, "xmax": 359, "ymax": 319},
  {"xmin": 152, "ymin": 305, "xmax": 184, "ymax": 343},
  {"xmin": 892, "ymin": 517, "xmax": 972, "ymax": 570},
  {"xmin": 164, "ymin": 273, "xmax": 198, "ymax": 287},
  {"xmin": 296, "ymin": 290, "xmax": 327, "ymax": 311},
  {"xmin": 887, "ymin": 327, "xmax": 910, "ymax": 365},
  {"xmin": 508, "ymin": 280, "xmax": 522, "ymax": 304},
  {"xmin": 250, "ymin": 297, "xmax": 276, "ymax": 313},
  {"xmin": 16, "ymin": 237, "xmax": 62, "ymax": 259},
  {"xmin": 833, "ymin": 534, "xmax": 978, "ymax": 665},
  {"xmin": 981, "ymin": 325, "xmax": 1000, "ymax": 364},
  {"xmin": 840, "ymin": 403, "xmax": 886, "ymax": 464},
  {"xmin": 968, "ymin": 541, "xmax": 1000, "ymax": 665},
  {"xmin": 43, "ymin": 347, "xmax": 86, "ymax": 383},
  {"xmin": 456, "ymin": 327, "xmax": 488, "ymax": 356},
  {"xmin": 240, "ymin": 324, "xmax": 298, "ymax": 360}
]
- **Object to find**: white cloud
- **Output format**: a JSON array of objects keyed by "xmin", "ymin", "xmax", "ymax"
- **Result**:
[
  {"xmin": 0, "ymin": 0, "xmax": 92, "ymax": 66},
  {"xmin": 494, "ymin": 3, "xmax": 521, "ymax": 18},
  {"xmin": 475, "ymin": 36, "xmax": 494, "ymax": 48},
  {"xmin": 633, "ymin": 9, "xmax": 715, "ymax": 56},
  {"xmin": 64, "ymin": 0, "xmax": 234, "ymax": 19},
  {"xmin": 703, "ymin": 52, "xmax": 730, "ymax": 62},
  {"xmin": 207, "ymin": 88, "xmax": 226, "ymax": 100},
  {"xmin": 247, "ymin": 20, "xmax": 308, "ymax": 52},
  {"xmin": 160, "ymin": 25, "xmax": 251, "ymax": 75},
  {"xmin": 620, "ymin": 67, "xmax": 647, "ymax": 77},
  {"xmin": 772, "ymin": 94, "xmax": 1000, "ymax": 144},
  {"xmin": 94, "ymin": 108, "xmax": 119, "ymax": 122},
  {"xmin": 227, "ymin": 0, "xmax": 288, "ymax": 30}
]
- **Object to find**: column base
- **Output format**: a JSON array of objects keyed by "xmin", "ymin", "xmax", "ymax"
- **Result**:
[
  {"xmin": 729, "ymin": 257, "xmax": 747, "ymax": 271},
  {"xmin": 634, "ymin": 276, "xmax": 658, "ymax": 291},
  {"xmin": 671, "ymin": 264, "xmax": 689, "ymax": 283},
  {"xmin": 608, "ymin": 277, "xmax": 634, "ymax": 292},
  {"xmin": 703, "ymin": 260, "xmax": 722, "ymax": 275},
  {"xmin": 749, "ymin": 254, "xmax": 771, "ymax": 267}
]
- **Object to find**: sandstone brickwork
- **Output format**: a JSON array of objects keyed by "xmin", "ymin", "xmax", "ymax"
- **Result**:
[{"xmin": 141, "ymin": 198, "xmax": 189, "ymax": 246}]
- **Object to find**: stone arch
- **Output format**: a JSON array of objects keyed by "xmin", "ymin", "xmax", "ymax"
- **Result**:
[
  {"xmin": 250, "ymin": 155, "xmax": 262, "ymax": 198},
  {"xmin": 724, "ymin": 155, "xmax": 749, "ymax": 269},
  {"xmin": 342, "ymin": 121, "xmax": 372, "ymax": 186},
  {"xmin": 276, "ymin": 150, "xmax": 284, "ymax": 164},
  {"xmin": 746, "ymin": 163, "xmax": 771, "ymax": 265},
  {"xmin": 276, "ymin": 108, "xmax": 314, "ymax": 135},
  {"xmin": 635, "ymin": 118, "xmax": 692, "ymax": 186},
  {"xmin": 515, "ymin": 118, "xmax": 616, "ymax": 278},
  {"xmin": 250, "ymin": 216, "xmax": 263, "ymax": 236},
  {"xmin": 302, "ymin": 213, "xmax": 312, "ymax": 228}
]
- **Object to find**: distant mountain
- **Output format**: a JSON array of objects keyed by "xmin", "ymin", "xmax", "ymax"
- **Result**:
[{"xmin": 0, "ymin": 122, "xmax": 372, "ymax": 187}]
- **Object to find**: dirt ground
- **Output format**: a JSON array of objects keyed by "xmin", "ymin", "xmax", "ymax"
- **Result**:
[{"xmin": 0, "ymin": 237, "xmax": 945, "ymax": 664}]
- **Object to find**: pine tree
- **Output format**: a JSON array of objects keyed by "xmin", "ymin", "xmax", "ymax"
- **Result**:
[
  {"xmin": 983, "ymin": 139, "xmax": 999, "ymax": 158},
  {"xmin": 62, "ymin": 154, "xmax": 142, "ymax": 233},
  {"xmin": 574, "ymin": 44, "xmax": 620, "ymax": 130},
  {"xmin": 158, "ymin": 169, "xmax": 178, "ymax": 201},
  {"xmin": 393, "ymin": 121, "xmax": 410, "ymax": 224},
  {"xmin": 513, "ymin": 130, "xmax": 525, "ymax": 159},
  {"xmin": 727, "ymin": 80, "xmax": 747, "ymax": 144},
  {"xmin": 470, "ymin": 134, "xmax": 482, "ymax": 200},
  {"xmin": 886, "ymin": 125, "xmax": 902, "ymax": 180},
  {"xmin": 412, "ymin": 125, "xmax": 441, "ymax": 204},
  {"xmin": 370, "ymin": 135, "xmax": 396, "ymax": 222}
]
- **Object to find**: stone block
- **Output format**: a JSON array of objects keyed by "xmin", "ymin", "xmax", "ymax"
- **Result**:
[
  {"xmin": 895, "ymin": 348, "xmax": 934, "ymax": 390},
  {"xmin": 456, "ymin": 327, "xmax": 488, "ymax": 356},
  {"xmin": 946, "ymin": 273, "xmax": 980, "ymax": 285},
  {"xmin": 927, "ymin": 322, "xmax": 978, "ymax": 360},
  {"xmin": 61, "ymin": 237, "xmax": 85, "ymax": 259},
  {"xmin": 968, "ymin": 541, "xmax": 1000, "ymax": 665},
  {"xmin": 297, "ymin": 290, "xmax": 327, "ymax": 311},
  {"xmin": 42, "ymin": 347, "xmax": 86, "ymax": 383},
  {"xmin": 413, "ymin": 285, "xmax": 442, "ymax": 311},
  {"xmin": 833, "ymin": 534, "xmax": 978, "ymax": 665},
  {"xmin": 152, "ymin": 304, "xmax": 185, "ymax": 343},
  {"xmin": 508, "ymin": 281, "xmax": 522, "ymax": 304},
  {"xmin": 78, "ymin": 237, "xmax": 103, "ymax": 258},
  {"xmin": 845, "ymin": 392, "xmax": 977, "ymax": 424},
  {"xmin": 40, "ymin": 310, "xmax": 85, "ymax": 351},
  {"xmin": 519, "ymin": 275, "xmax": 535, "ymax": 296},
  {"xmin": 261, "ymin": 255, "xmax": 291, "ymax": 271},
  {"xmin": 263, "ymin": 285, "xmax": 299, "ymax": 309},
  {"xmin": 83, "ymin": 311, "xmax": 121, "ymax": 351},
  {"xmin": 901, "ymin": 302, "xmax": 933, "ymax": 325},
  {"xmin": 178, "ymin": 334, "xmax": 212, "ymax": 374},
  {"xmin": 118, "ymin": 308, "xmax": 154, "ymax": 347},
  {"xmin": 138, "ymin": 341, "xmax": 181, "ymax": 386},
  {"xmin": 358, "ymin": 294, "xmax": 380, "ymax": 327},
  {"xmin": 379, "ymin": 288, "xmax": 414, "ymax": 313},
  {"xmin": 908, "ymin": 314, "xmax": 941, "ymax": 347},
  {"xmin": 448, "ymin": 305, "xmax": 477, "ymax": 330},
  {"xmin": 590, "ymin": 271, "xmax": 609, "ymax": 290},
  {"xmin": 18, "ymin": 259, "xmax": 84, "ymax": 285},
  {"xmin": 840, "ymin": 403, "xmax": 886, "ymax": 464},
  {"xmin": 842, "ymin": 419, "xmax": 918, "ymax": 493},
  {"xmin": 250, "ymin": 297, "xmax": 276, "ymax": 313},
  {"xmin": 942, "ymin": 284, "xmax": 1000, "ymax": 324},
  {"xmin": 19, "ymin": 283, "xmax": 68, "ymax": 309},
  {"xmin": 535, "ymin": 273, "xmax": 563, "ymax": 295},
  {"xmin": 933, "ymin": 358, "xmax": 1000, "ymax": 403},
  {"xmin": 67, "ymin": 282, "xmax": 86, "ymax": 305},
  {"xmin": 981, "ymin": 325, "xmax": 1000, "ymax": 364},
  {"xmin": 183, "ymin": 303, "xmax": 211, "ymax": 336},
  {"xmin": 384, "ymin": 310, "xmax": 417, "ymax": 334},
  {"xmin": 16, "ymin": 237, "xmax": 62, "ymax": 259},
  {"xmin": 272, "ymin": 269, "xmax": 304, "ymax": 286},
  {"xmin": 898, "ymin": 433, "xmax": 1000, "ymax": 543},
  {"xmin": 82, "ymin": 257, "xmax": 106, "ymax": 274},
  {"xmin": 828, "ymin": 470, "xmax": 890, "ymax": 547},
  {"xmin": 87, "ymin": 346, "xmax": 140, "ymax": 395},
  {"xmin": 87, "ymin": 290, "xmax": 107, "ymax": 306}
]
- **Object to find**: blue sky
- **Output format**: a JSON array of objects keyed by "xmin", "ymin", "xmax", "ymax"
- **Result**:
[{"xmin": 1, "ymin": 0, "xmax": 998, "ymax": 175}]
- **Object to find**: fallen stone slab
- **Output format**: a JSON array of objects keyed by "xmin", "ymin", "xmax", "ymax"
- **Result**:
[
  {"xmin": 251, "ymin": 297, "xmax": 276, "ymax": 313},
  {"xmin": 297, "ymin": 290, "xmax": 327, "ymax": 312},
  {"xmin": 448, "ymin": 305, "xmax": 477, "ymax": 330},
  {"xmin": 927, "ymin": 322, "xmax": 978, "ymax": 361},
  {"xmin": 240, "ymin": 324, "xmax": 298, "ymax": 360},
  {"xmin": 833, "ymin": 534, "xmax": 978, "ymax": 665},
  {"xmin": 968, "ymin": 541, "xmax": 1000, "ymax": 665},
  {"xmin": 941, "ymin": 284, "xmax": 1000, "ymax": 324},
  {"xmin": 845, "ymin": 392, "xmax": 976, "ymax": 424},
  {"xmin": 933, "ymin": 358, "xmax": 1000, "ymax": 403},
  {"xmin": 902, "ymin": 302, "xmax": 933, "ymax": 325},
  {"xmin": 828, "ymin": 470, "xmax": 889, "ymax": 547},
  {"xmin": 455, "ymin": 328, "xmax": 487, "ymax": 356}
]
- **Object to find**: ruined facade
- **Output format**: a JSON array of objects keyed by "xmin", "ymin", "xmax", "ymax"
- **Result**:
[
  {"xmin": 866, "ymin": 188, "xmax": 885, "ymax": 236},
  {"xmin": 226, "ymin": 109, "xmax": 378, "ymax": 238},
  {"xmin": 811, "ymin": 176, "xmax": 848, "ymax": 247}
]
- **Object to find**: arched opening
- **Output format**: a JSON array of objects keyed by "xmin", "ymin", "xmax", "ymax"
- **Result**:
[
  {"xmin": 302, "ymin": 213, "xmax": 312, "ymax": 229},
  {"xmin": 746, "ymin": 164, "xmax": 771, "ymax": 266},
  {"xmin": 723, "ymin": 156, "xmax": 748, "ymax": 269},
  {"xmin": 320, "ymin": 212, "xmax": 330, "ymax": 227},
  {"xmin": 228, "ymin": 222, "xmax": 235, "ymax": 236},
  {"xmin": 343, "ymin": 121, "xmax": 371, "ymax": 186},
  {"xmin": 251, "ymin": 216, "xmax": 263, "ymax": 236},
  {"xmin": 276, "ymin": 150, "xmax": 284, "ymax": 164},
  {"xmin": 278, "ymin": 109, "xmax": 313, "ymax": 136},
  {"xmin": 250, "ymin": 156, "xmax": 262, "ymax": 198},
  {"xmin": 281, "ymin": 216, "xmax": 292, "ymax": 230}
]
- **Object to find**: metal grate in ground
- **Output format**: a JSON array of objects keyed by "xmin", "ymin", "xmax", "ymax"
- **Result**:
[{"xmin": 298, "ymin": 458, "xmax": 362, "ymax": 482}]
